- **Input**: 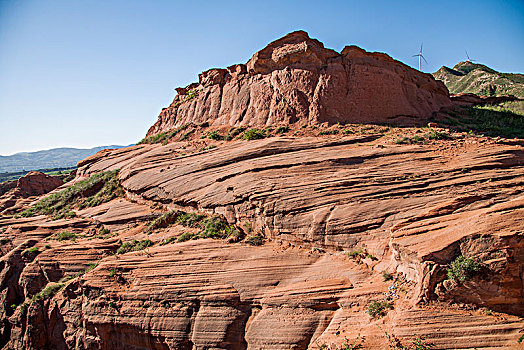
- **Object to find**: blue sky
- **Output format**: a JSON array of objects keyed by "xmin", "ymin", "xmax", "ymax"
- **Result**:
[{"xmin": 1, "ymin": 0, "xmax": 523, "ymax": 155}]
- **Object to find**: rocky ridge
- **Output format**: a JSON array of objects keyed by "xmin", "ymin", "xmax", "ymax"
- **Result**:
[{"xmin": 147, "ymin": 31, "xmax": 451, "ymax": 136}]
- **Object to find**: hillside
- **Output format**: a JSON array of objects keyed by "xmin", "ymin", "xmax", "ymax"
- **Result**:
[
  {"xmin": 433, "ymin": 61, "xmax": 524, "ymax": 97},
  {"xmin": 0, "ymin": 145, "xmax": 128, "ymax": 173},
  {"xmin": 0, "ymin": 32, "xmax": 523, "ymax": 349}
]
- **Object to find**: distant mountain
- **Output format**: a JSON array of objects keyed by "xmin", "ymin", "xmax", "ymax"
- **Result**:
[
  {"xmin": 433, "ymin": 61, "xmax": 524, "ymax": 97},
  {"xmin": 0, "ymin": 145, "xmax": 129, "ymax": 173}
]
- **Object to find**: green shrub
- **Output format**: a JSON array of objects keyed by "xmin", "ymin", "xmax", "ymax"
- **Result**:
[
  {"xmin": 55, "ymin": 231, "xmax": 77, "ymax": 241},
  {"xmin": 224, "ymin": 127, "xmax": 246, "ymax": 141},
  {"xmin": 225, "ymin": 225, "xmax": 243, "ymax": 241},
  {"xmin": 366, "ymin": 253, "xmax": 378, "ymax": 261},
  {"xmin": 19, "ymin": 302, "xmax": 29, "ymax": 316},
  {"xmin": 318, "ymin": 129, "xmax": 339, "ymax": 135},
  {"xmin": 59, "ymin": 262, "xmax": 98, "ymax": 283},
  {"xmin": 342, "ymin": 129, "xmax": 354, "ymax": 135},
  {"xmin": 32, "ymin": 283, "xmax": 64, "ymax": 302},
  {"xmin": 116, "ymin": 239, "xmax": 153, "ymax": 254},
  {"xmin": 21, "ymin": 246, "xmax": 40, "ymax": 257},
  {"xmin": 177, "ymin": 212, "xmax": 205, "ymax": 227},
  {"xmin": 109, "ymin": 268, "xmax": 116, "ymax": 277},
  {"xmin": 179, "ymin": 129, "xmax": 194, "ymax": 141},
  {"xmin": 206, "ymin": 131, "xmax": 223, "ymax": 140},
  {"xmin": 396, "ymin": 135, "xmax": 426, "ymax": 144},
  {"xmin": 347, "ymin": 248, "xmax": 364, "ymax": 258},
  {"xmin": 201, "ymin": 145, "xmax": 217, "ymax": 151},
  {"xmin": 177, "ymin": 232, "xmax": 196, "ymax": 242},
  {"xmin": 243, "ymin": 128, "xmax": 266, "ymax": 140},
  {"xmin": 276, "ymin": 126, "xmax": 290, "ymax": 134},
  {"xmin": 159, "ymin": 236, "xmax": 177, "ymax": 246},
  {"xmin": 148, "ymin": 211, "xmax": 179, "ymax": 231},
  {"xmin": 425, "ymin": 129, "xmax": 451, "ymax": 140},
  {"xmin": 367, "ymin": 300, "xmax": 393, "ymax": 318},
  {"xmin": 447, "ymin": 255, "xmax": 480, "ymax": 282},
  {"xmin": 199, "ymin": 216, "xmax": 228, "ymax": 238}
]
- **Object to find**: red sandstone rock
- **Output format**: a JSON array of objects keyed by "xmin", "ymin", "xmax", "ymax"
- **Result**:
[
  {"xmin": 15, "ymin": 171, "xmax": 63, "ymax": 197},
  {"xmin": 146, "ymin": 31, "xmax": 451, "ymax": 136},
  {"xmin": 0, "ymin": 172, "xmax": 63, "ymax": 213}
]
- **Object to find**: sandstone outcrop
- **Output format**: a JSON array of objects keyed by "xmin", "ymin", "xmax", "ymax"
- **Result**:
[
  {"xmin": 147, "ymin": 31, "xmax": 451, "ymax": 136},
  {"xmin": 0, "ymin": 172, "xmax": 63, "ymax": 214},
  {"xmin": 0, "ymin": 32, "xmax": 522, "ymax": 350},
  {"xmin": 1, "ymin": 130, "xmax": 519, "ymax": 349}
]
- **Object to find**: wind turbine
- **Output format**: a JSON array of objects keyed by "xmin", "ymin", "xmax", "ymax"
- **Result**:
[
  {"xmin": 412, "ymin": 43, "xmax": 428, "ymax": 71},
  {"xmin": 465, "ymin": 50, "xmax": 476, "ymax": 62}
]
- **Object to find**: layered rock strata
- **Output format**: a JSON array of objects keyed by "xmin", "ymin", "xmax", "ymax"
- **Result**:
[{"xmin": 147, "ymin": 31, "xmax": 451, "ymax": 136}]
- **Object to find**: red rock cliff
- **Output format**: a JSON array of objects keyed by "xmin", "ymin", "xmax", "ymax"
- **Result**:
[{"xmin": 146, "ymin": 31, "xmax": 451, "ymax": 136}]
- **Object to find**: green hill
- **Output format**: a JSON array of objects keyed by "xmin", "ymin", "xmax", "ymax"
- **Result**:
[{"xmin": 432, "ymin": 61, "xmax": 524, "ymax": 98}]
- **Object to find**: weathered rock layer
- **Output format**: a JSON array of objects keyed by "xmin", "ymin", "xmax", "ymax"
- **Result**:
[{"xmin": 147, "ymin": 31, "xmax": 451, "ymax": 136}]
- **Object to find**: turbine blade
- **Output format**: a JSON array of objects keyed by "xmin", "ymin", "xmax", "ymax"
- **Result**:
[
  {"xmin": 412, "ymin": 54, "xmax": 419, "ymax": 57},
  {"xmin": 422, "ymin": 55, "xmax": 428, "ymax": 64},
  {"xmin": 420, "ymin": 42, "xmax": 423, "ymax": 53}
]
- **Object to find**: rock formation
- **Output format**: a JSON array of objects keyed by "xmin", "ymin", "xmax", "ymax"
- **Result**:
[
  {"xmin": 0, "ymin": 171, "xmax": 63, "ymax": 214},
  {"xmin": 147, "ymin": 31, "xmax": 451, "ymax": 136},
  {"xmin": 0, "ymin": 32, "xmax": 523, "ymax": 349}
]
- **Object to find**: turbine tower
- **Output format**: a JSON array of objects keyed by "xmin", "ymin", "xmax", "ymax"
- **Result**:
[
  {"xmin": 412, "ymin": 43, "xmax": 428, "ymax": 71},
  {"xmin": 465, "ymin": 50, "xmax": 476, "ymax": 62}
]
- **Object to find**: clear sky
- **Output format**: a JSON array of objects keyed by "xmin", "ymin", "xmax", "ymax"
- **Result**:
[{"xmin": 1, "ymin": 0, "xmax": 523, "ymax": 155}]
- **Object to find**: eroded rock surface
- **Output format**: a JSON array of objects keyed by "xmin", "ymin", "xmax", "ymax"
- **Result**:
[
  {"xmin": 147, "ymin": 31, "xmax": 451, "ymax": 136},
  {"xmin": 0, "ymin": 172, "xmax": 63, "ymax": 214}
]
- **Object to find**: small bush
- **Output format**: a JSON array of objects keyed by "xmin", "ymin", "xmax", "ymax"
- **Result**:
[
  {"xmin": 201, "ymin": 145, "xmax": 217, "ymax": 151},
  {"xmin": 367, "ymin": 300, "xmax": 393, "ymax": 318},
  {"xmin": 21, "ymin": 247, "xmax": 40, "ymax": 257},
  {"xmin": 179, "ymin": 129, "xmax": 194, "ymax": 141},
  {"xmin": 225, "ymin": 225, "xmax": 243, "ymax": 241},
  {"xmin": 347, "ymin": 248, "xmax": 364, "ymax": 258},
  {"xmin": 55, "ymin": 231, "xmax": 77, "ymax": 241},
  {"xmin": 32, "ymin": 283, "xmax": 64, "ymax": 302},
  {"xmin": 382, "ymin": 271, "xmax": 393, "ymax": 281},
  {"xmin": 342, "ymin": 129, "xmax": 354, "ymax": 135},
  {"xmin": 206, "ymin": 131, "xmax": 223, "ymax": 140},
  {"xmin": 366, "ymin": 253, "xmax": 378, "ymax": 261},
  {"xmin": 243, "ymin": 128, "xmax": 266, "ymax": 140},
  {"xmin": 447, "ymin": 255, "xmax": 480, "ymax": 282},
  {"xmin": 177, "ymin": 212, "xmax": 205, "ymax": 227},
  {"xmin": 318, "ymin": 129, "xmax": 339, "ymax": 135},
  {"xmin": 224, "ymin": 127, "xmax": 246, "ymax": 141},
  {"xmin": 19, "ymin": 302, "xmax": 29, "ymax": 316},
  {"xmin": 116, "ymin": 239, "xmax": 153, "ymax": 254},
  {"xmin": 396, "ymin": 135, "xmax": 425, "ymax": 144},
  {"xmin": 199, "ymin": 216, "xmax": 228, "ymax": 239},
  {"xmin": 109, "ymin": 269, "xmax": 116, "ymax": 277},
  {"xmin": 276, "ymin": 126, "xmax": 289, "ymax": 134},
  {"xmin": 177, "ymin": 232, "xmax": 196, "ymax": 242},
  {"xmin": 148, "ymin": 211, "xmax": 179, "ymax": 231},
  {"xmin": 159, "ymin": 236, "xmax": 177, "ymax": 246},
  {"xmin": 245, "ymin": 234, "xmax": 263, "ymax": 246},
  {"xmin": 425, "ymin": 129, "xmax": 451, "ymax": 140}
]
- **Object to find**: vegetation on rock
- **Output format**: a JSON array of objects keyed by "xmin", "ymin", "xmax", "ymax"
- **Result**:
[
  {"xmin": 19, "ymin": 170, "xmax": 122, "ymax": 220},
  {"xmin": 447, "ymin": 255, "xmax": 480, "ymax": 282}
]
